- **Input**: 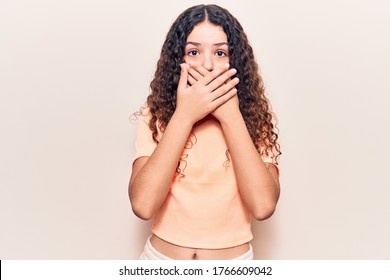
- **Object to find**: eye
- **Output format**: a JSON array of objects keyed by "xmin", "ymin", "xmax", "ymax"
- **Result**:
[
  {"xmin": 187, "ymin": 50, "xmax": 199, "ymax": 56},
  {"xmin": 215, "ymin": 50, "xmax": 227, "ymax": 57}
]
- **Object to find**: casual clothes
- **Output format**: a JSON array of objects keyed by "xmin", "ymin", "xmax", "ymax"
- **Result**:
[
  {"xmin": 133, "ymin": 109, "xmax": 275, "ymax": 254},
  {"xmin": 139, "ymin": 236, "xmax": 254, "ymax": 260}
]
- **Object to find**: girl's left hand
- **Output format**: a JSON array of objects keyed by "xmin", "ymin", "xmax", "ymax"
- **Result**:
[{"xmin": 187, "ymin": 63, "xmax": 241, "ymax": 122}]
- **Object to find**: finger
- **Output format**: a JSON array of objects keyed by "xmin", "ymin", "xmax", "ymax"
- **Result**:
[
  {"xmin": 188, "ymin": 66, "xmax": 204, "ymax": 82},
  {"xmin": 197, "ymin": 63, "xmax": 230, "ymax": 86},
  {"xmin": 210, "ymin": 87, "xmax": 238, "ymax": 110},
  {"xmin": 188, "ymin": 74, "xmax": 197, "ymax": 86},
  {"xmin": 178, "ymin": 63, "xmax": 189, "ymax": 91},
  {"xmin": 207, "ymin": 68, "xmax": 237, "ymax": 91},
  {"xmin": 189, "ymin": 63, "xmax": 209, "ymax": 78},
  {"xmin": 210, "ymin": 77, "xmax": 239, "ymax": 101},
  {"xmin": 183, "ymin": 63, "xmax": 196, "ymax": 85}
]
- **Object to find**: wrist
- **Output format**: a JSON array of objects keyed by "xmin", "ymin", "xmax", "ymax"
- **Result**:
[
  {"xmin": 170, "ymin": 111, "xmax": 195, "ymax": 130},
  {"xmin": 218, "ymin": 110, "xmax": 243, "ymax": 128}
]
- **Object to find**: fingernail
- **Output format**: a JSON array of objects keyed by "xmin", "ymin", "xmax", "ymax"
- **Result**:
[
  {"xmin": 231, "ymin": 68, "xmax": 237, "ymax": 74},
  {"xmin": 224, "ymin": 63, "xmax": 230, "ymax": 69}
]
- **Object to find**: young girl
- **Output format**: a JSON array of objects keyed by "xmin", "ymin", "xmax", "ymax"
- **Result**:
[{"xmin": 129, "ymin": 4, "xmax": 281, "ymax": 260}]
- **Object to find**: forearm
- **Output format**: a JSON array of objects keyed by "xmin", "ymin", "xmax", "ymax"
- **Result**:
[
  {"xmin": 219, "ymin": 111, "xmax": 280, "ymax": 220},
  {"xmin": 130, "ymin": 113, "xmax": 193, "ymax": 219}
]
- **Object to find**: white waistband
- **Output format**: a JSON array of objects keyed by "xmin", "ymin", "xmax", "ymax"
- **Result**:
[{"xmin": 140, "ymin": 236, "xmax": 253, "ymax": 260}]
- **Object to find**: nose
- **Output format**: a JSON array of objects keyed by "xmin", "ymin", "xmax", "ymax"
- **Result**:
[{"xmin": 202, "ymin": 53, "xmax": 213, "ymax": 71}]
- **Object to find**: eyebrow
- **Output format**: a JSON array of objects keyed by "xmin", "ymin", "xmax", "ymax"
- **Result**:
[{"xmin": 185, "ymin": 41, "xmax": 228, "ymax": 47}]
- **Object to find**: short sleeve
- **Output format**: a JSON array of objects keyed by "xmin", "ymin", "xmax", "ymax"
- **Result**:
[{"xmin": 132, "ymin": 112, "xmax": 158, "ymax": 164}]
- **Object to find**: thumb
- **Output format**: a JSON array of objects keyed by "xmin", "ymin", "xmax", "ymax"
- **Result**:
[{"xmin": 178, "ymin": 63, "xmax": 188, "ymax": 92}]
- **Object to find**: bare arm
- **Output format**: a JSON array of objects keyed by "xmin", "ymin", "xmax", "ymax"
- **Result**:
[
  {"xmin": 219, "ymin": 111, "xmax": 280, "ymax": 221},
  {"xmin": 129, "ymin": 63, "xmax": 239, "ymax": 220},
  {"xmin": 129, "ymin": 115, "xmax": 193, "ymax": 220},
  {"xmin": 188, "ymin": 64, "xmax": 280, "ymax": 220}
]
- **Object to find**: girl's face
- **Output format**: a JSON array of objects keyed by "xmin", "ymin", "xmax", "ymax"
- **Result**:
[{"xmin": 184, "ymin": 21, "xmax": 229, "ymax": 70}]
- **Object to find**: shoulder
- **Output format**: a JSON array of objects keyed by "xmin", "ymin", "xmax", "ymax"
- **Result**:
[
  {"xmin": 131, "ymin": 106, "xmax": 152, "ymax": 126},
  {"xmin": 134, "ymin": 106, "xmax": 164, "ymax": 140}
]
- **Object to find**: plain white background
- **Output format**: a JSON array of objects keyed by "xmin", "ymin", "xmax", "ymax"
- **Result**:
[{"xmin": 1, "ymin": 0, "xmax": 389, "ymax": 259}]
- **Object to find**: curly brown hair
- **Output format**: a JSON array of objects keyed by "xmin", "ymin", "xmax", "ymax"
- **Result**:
[{"xmin": 137, "ymin": 4, "xmax": 281, "ymax": 164}]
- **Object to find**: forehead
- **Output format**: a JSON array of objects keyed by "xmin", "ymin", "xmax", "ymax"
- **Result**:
[{"xmin": 186, "ymin": 21, "xmax": 227, "ymax": 43}]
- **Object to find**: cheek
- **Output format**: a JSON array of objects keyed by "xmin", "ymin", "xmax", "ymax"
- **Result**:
[
  {"xmin": 213, "ymin": 57, "xmax": 230, "ymax": 68},
  {"xmin": 183, "ymin": 55, "xmax": 197, "ymax": 65}
]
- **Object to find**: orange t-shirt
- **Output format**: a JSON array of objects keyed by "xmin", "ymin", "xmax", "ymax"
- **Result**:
[{"xmin": 133, "ymin": 110, "xmax": 275, "ymax": 249}]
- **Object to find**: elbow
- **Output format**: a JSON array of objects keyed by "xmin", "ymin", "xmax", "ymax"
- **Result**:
[
  {"xmin": 128, "ymin": 183, "xmax": 153, "ymax": 220},
  {"xmin": 252, "ymin": 182, "xmax": 280, "ymax": 221},
  {"xmin": 128, "ymin": 182, "xmax": 158, "ymax": 220},
  {"xmin": 129, "ymin": 193, "xmax": 155, "ymax": 220},
  {"xmin": 252, "ymin": 203, "xmax": 277, "ymax": 221},
  {"xmin": 133, "ymin": 211, "xmax": 154, "ymax": 221},
  {"xmin": 131, "ymin": 202, "xmax": 154, "ymax": 220}
]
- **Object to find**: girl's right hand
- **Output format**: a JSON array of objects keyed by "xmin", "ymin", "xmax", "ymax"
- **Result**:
[{"xmin": 175, "ymin": 63, "xmax": 239, "ymax": 125}]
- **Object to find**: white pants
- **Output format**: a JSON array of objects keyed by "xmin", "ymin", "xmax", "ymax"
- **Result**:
[{"xmin": 139, "ymin": 236, "xmax": 254, "ymax": 260}]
